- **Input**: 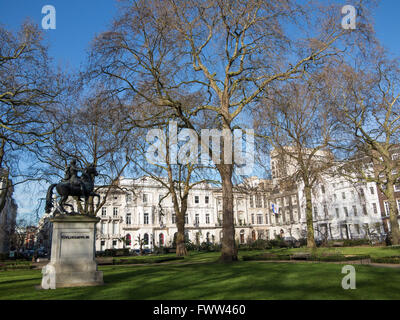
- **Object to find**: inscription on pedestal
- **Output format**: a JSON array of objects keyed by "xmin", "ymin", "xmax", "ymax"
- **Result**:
[
  {"xmin": 61, "ymin": 234, "xmax": 90, "ymax": 239},
  {"xmin": 60, "ymin": 232, "xmax": 92, "ymax": 259}
]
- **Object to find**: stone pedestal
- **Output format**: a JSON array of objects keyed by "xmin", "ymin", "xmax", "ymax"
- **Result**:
[{"xmin": 41, "ymin": 214, "xmax": 103, "ymax": 289}]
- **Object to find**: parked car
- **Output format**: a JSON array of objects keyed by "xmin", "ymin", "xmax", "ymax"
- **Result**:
[
  {"xmin": 22, "ymin": 250, "xmax": 35, "ymax": 258},
  {"xmin": 37, "ymin": 249, "xmax": 48, "ymax": 258},
  {"xmin": 133, "ymin": 248, "xmax": 152, "ymax": 255}
]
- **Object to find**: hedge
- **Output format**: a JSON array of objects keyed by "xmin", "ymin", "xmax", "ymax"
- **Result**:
[
  {"xmin": 327, "ymin": 239, "xmax": 371, "ymax": 247},
  {"xmin": 242, "ymin": 253, "xmax": 370, "ymax": 262},
  {"xmin": 0, "ymin": 262, "xmax": 33, "ymax": 271},
  {"xmin": 96, "ymin": 248, "xmax": 130, "ymax": 257},
  {"xmin": 310, "ymin": 254, "xmax": 370, "ymax": 262},
  {"xmin": 371, "ymin": 256, "xmax": 400, "ymax": 264},
  {"xmin": 113, "ymin": 256, "xmax": 184, "ymax": 265},
  {"xmin": 383, "ymin": 245, "xmax": 400, "ymax": 250},
  {"xmin": 242, "ymin": 254, "xmax": 291, "ymax": 261}
]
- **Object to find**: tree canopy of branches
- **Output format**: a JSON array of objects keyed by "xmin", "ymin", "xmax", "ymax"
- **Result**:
[
  {"xmin": 126, "ymin": 118, "xmax": 218, "ymax": 256},
  {"xmin": 255, "ymin": 77, "xmax": 338, "ymax": 248},
  {"xmin": 334, "ymin": 56, "xmax": 400, "ymax": 244},
  {"xmin": 0, "ymin": 22, "xmax": 65, "ymax": 224},
  {"xmin": 34, "ymin": 88, "xmax": 132, "ymax": 216},
  {"xmin": 89, "ymin": 0, "xmax": 376, "ymax": 261}
]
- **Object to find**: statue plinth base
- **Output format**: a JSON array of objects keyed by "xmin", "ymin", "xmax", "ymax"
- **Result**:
[{"xmin": 41, "ymin": 214, "xmax": 103, "ymax": 289}]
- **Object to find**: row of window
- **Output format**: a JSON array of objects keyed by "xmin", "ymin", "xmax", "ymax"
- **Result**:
[
  {"xmin": 100, "ymin": 232, "xmax": 160, "ymax": 248},
  {"xmin": 102, "ymin": 212, "xmax": 213, "ymax": 226},
  {"xmin": 249, "ymin": 209, "xmax": 301, "ymax": 225},
  {"xmin": 249, "ymin": 194, "xmax": 298, "ymax": 209},
  {"xmin": 314, "ymin": 203, "xmax": 378, "ymax": 219},
  {"xmin": 102, "ymin": 202, "xmax": 384, "ymax": 228},
  {"xmin": 332, "ymin": 187, "xmax": 375, "ymax": 201},
  {"xmin": 108, "ymin": 193, "xmax": 211, "ymax": 205}
]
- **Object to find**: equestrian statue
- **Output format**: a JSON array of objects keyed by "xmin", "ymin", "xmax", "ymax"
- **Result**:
[{"xmin": 45, "ymin": 160, "xmax": 100, "ymax": 215}]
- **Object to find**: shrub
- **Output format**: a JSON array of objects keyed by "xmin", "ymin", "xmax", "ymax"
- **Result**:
[
  {"xmin": 342, "ymin": 239, "xmax": 370, "ymax": 247},
  {"xmin": 297, "ymin": 238, "xmax": 307, "ymax": 247},
  {"xmin": 242, "ymin": 253, "xmax": 370, "ymax": 262},
  {"xmin": 113, "ymin": 256, "xmax": 184, "ymax": 265},
  {"xmin": 250, "ymin": 239, "xmax": 272, "ymax": 250},
  {"xmin": 96, "ymin": 251, "xmax": 106, "ymax": 257},
  {"xmin": 185, "ymin": 240, "xmax": 197, "ymax": 251},
  {"xmin": 101, "ymin": 248, "xmax": 130, "ymax": 257},
  {"xmin": 0, "ymin": 261, "xmax": 33, "ymax": 271},
  {"xmin": 326, "ymin": 239, "xmax": 370, "ymax": 247},
  {"xmin": 198, "ymin": 242, "xmax": 220, "ymax": 252},
  {"xmin": 309, "ymin": 254, "xmax": 370, "ymax": 262},
  {"xmin": 153, "ymin": 246, "xmax": 169, "ymax": 255},
  {"xmin": 242, "ymin": 253, "xmax": 291, "ymax": 261},
  {"xmin": 371, "ymin": 256, "xmax": 400, "ymax": 264},
  {"xmin": 383, "ymin": 245, "xmax": 400, "ymax": 250}
]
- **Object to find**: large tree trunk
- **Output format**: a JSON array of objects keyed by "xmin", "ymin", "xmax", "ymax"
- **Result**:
[
  {"xmin": 385, "ymin": 181, "xmax": 400, "ymax": 245},
  {"xmin": 218, "ymin": 164, "xmax": 238, "ymax": 262},
  {"xmin": 175, "ymin": 214, "xmax": 188, "ymax": 257},
  {"xmin": 304, "ymin": 185, "xmax": 316, "ymax": 248},
  {"xmin": 175, "ymin": 197, "xmax": 188, "ymax": 257}
]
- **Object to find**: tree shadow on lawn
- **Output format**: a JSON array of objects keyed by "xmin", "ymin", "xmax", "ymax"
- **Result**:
[
  {"xmin": 3, "ymin": 262, "xmax": 398, "ymax": 300},
  {"xmin": 65, "ymin": 262, "xmax": 388, "ymax": 300}
]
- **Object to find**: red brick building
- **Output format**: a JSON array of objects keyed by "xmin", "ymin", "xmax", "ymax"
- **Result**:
[{"xmin": 374, "ymin": 145, "xmax": 400, "ymax": 233}]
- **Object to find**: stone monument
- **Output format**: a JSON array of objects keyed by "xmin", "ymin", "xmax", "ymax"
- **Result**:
[{"xmin": 41, "ymin": 161, "xmax": 103, "ymax": 289}]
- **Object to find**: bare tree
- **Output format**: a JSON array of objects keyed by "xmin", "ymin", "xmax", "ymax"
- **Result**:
[
  {"xmin": 35, "ymin": 88, "xmax": 132, "ymax": 216},
  {"xmin": 255, "ymin": 77, "xmax": 338, "ymax": 248},
  {"xmin": 334, "ymin": 56, "xmax": 400, "ymax": 244},
  {"xmin": 0, "ymin": 22, "xmax": 66, "ymax": 241},
  {"xmin": 89, "ymin": 0, "xmax": 375, "ymax": 261},
  {"xmin": 127, "ymin": 120, "xmax": 218, "ymax": 256}
]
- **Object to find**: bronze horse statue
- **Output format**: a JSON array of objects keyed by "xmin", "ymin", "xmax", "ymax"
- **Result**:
[{"xmin": 45, "ymin": 163, "xmax": 100, "ymax": 214}]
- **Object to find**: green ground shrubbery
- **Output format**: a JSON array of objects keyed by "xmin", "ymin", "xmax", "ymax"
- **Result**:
[
  {"xmin": 371, "ymin": 256, "xmax": 400, "ymax": 264},
  {"xmin": 327, "ymin": 239, "xmax": 371, "ymax": 247},
  {"xmin": 96, "ymin": 248, "xmax": 130, "ymax": 257},
  {"xmin": 242, "ymin": 252, "xmax": 371, "ymax": 262},
  {"xmin": 383, "ymin": 245, "xmax": 400, "ymax": 250},
  {"xmin": 113, "ymin": 256, "xmax": 184, "ymax": 265},
  {"xmin": 0, "ymin": 260, "xmax": 33, "ymax": 271}
]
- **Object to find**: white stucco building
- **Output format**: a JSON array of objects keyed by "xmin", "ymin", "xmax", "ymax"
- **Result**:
[
  {"xmin": 39, "ymin": 149, "xmax": 386, "ymax": 252},
  {"xmin": 93, "ymin": 173, "xmax": 384, "ymax": 252}
]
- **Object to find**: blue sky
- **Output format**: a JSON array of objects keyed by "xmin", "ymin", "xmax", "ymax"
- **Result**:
[
  {"xmin": 0, "ymin": 0, "xmax": 119, "ymax": 69},
  {"xmin": 1, "ymin": 0, "xmax": 400, "ymax": 223},
  {"xmin": 1, "ymin": 1, "xmax": 400, "ymax": 67}
]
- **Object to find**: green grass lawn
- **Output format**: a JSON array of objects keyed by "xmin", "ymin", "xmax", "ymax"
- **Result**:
[
  {"xmin": 107, "ymin": 246, "xmax": 400, "ymax": 265},
  {"xmin": 265, "ymin": 245, "xmax": 400, "ymax": 258},
  {"xmin": 0, "ymin": 247, "xmax": 399, "ymax": 300}
]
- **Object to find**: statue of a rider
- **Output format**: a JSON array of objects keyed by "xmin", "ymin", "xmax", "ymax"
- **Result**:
[
  {"xmin": 62, "ymin": 159, "xmax": 84, "ymax": 193},
  {"xmin": 45, "ymin": 160, "xmax": 100, "ymax": 215}
]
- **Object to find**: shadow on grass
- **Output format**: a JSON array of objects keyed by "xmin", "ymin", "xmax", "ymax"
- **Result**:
[{"xmin": 1, "ymin": 261, "xmax": 399, "ymax": 300}]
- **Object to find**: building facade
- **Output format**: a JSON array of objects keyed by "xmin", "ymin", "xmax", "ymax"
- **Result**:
[
  {"xmin": 374, "ymin": 146, "xmax": 400, "ymax": 234},
  {"xmin": 38, "ymin": 148, "xmax": 389, "ymax": 252},
  {"xmin": 0, "ymin": 171, "xmax": 17, "ymax": 254},
  {"xmin": 92, "ymin": 173, "xmax": 384, "ymax": 252}
]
